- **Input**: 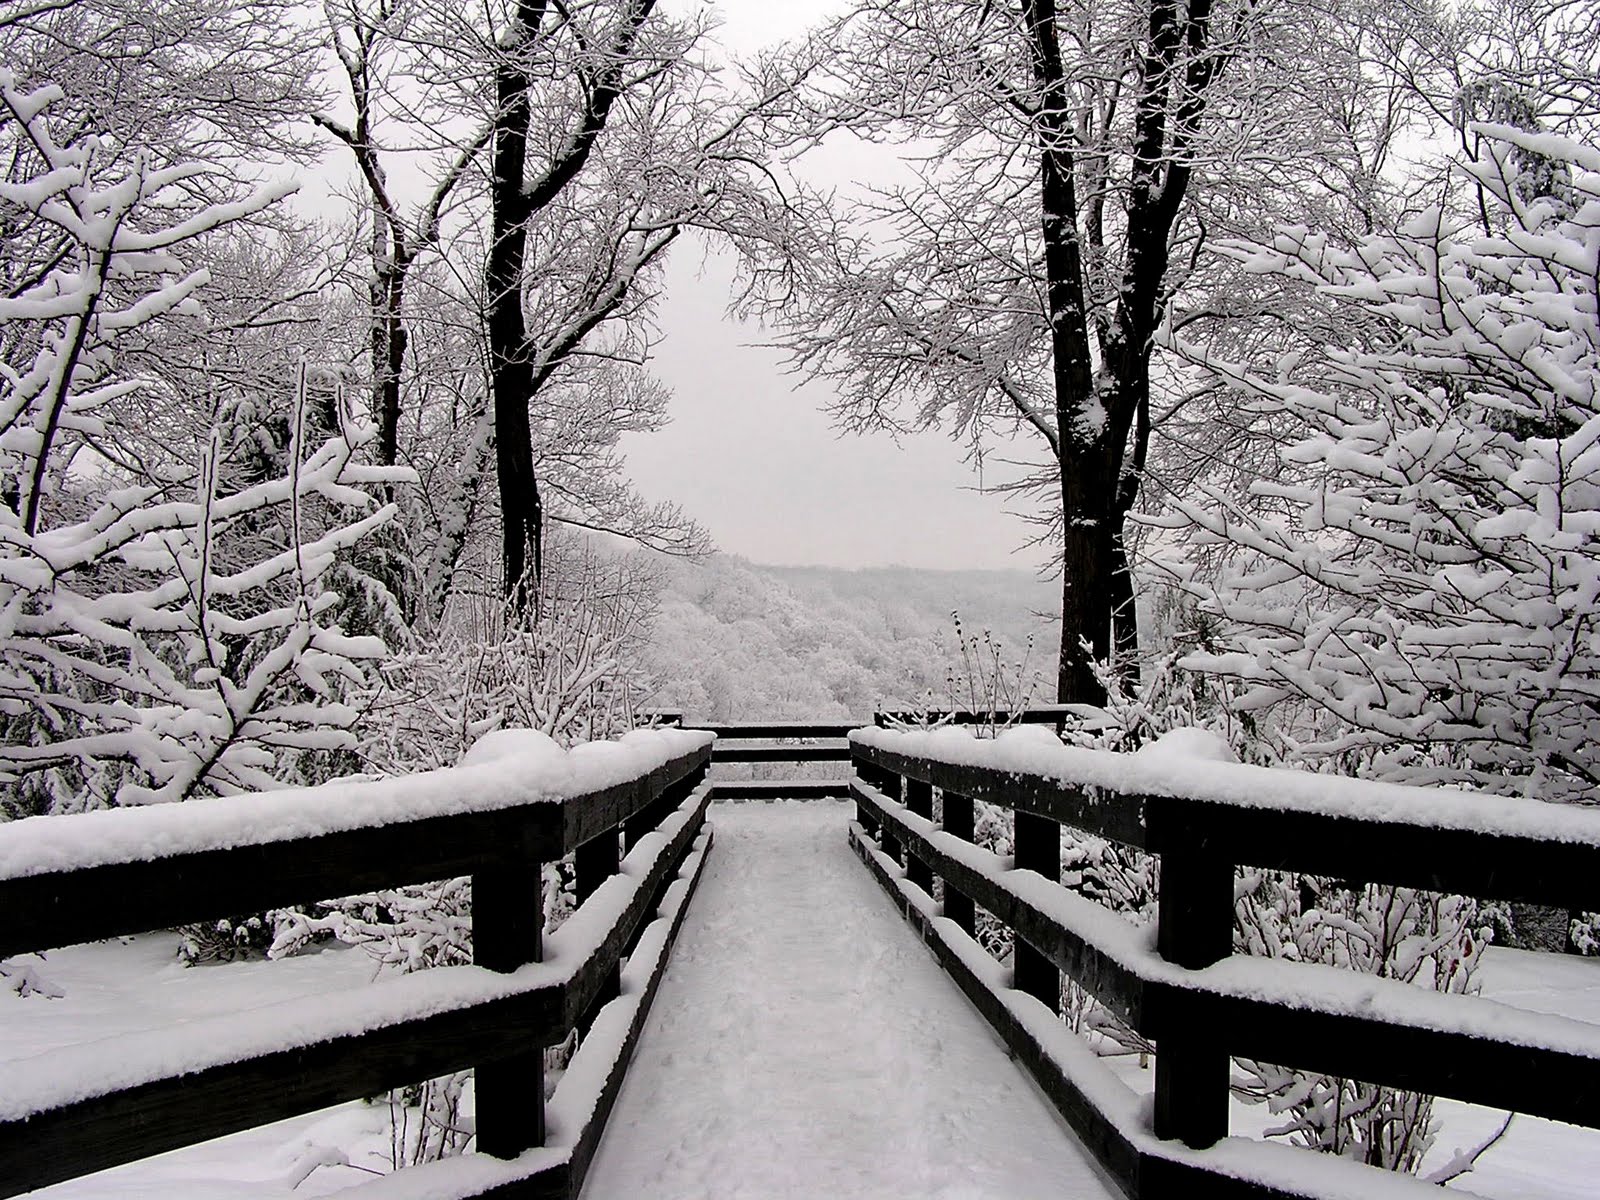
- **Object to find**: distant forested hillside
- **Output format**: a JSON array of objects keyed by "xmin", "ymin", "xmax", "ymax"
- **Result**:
[{"xmin": 643, "ymin": 556, "xmax": 1058, "ymax": 721}]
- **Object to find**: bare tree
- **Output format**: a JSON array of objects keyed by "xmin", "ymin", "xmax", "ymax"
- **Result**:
[
  {"xmin": 751, "ymin": 0, "xmax": 1289, "ymax": 703},
  {"xmin": 312, "ymin": 0, "xmax": 492, "ymax": 478},
  {"xmin": 391, "ymin": 0, "xmax": 794, "ymax": 615}
]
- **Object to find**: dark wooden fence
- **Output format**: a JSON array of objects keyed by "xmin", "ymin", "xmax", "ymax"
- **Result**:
[
  {"xmin": 0, "ymin": 736, "xmax": 713, "ymax": 1200},
  {"xmin": 850, "ymin": 732, "xmax": 1600, "ymax": 1199},
  {"xmin": 651, "ymin": 711, "xmax": 1076, "ymax": 800}
]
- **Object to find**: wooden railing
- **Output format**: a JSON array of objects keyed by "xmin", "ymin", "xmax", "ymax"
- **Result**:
[
  {"xmin": 849, "ymin": 729, "xmax": 1600, "ymax": 1199},
  {"xmin": 642, "ymin": 717, "xmax": 854, "ymax": 801},
  {"xmin": 651, "ymin": 711, "xmax": 1078, "ymax": 801},
  {"xmin": 0, "ymin": 733, "xmax": 714, "ymax": 1200},
  {"xmin": 872, "ymin": 706, "xmax": 1074, "ymax": 730}
]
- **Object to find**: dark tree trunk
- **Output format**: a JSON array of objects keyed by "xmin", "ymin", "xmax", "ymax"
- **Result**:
[
  {"xmin": 1024, "ymin": 0, "xmax": 1220, "ymax": 704},
  {"xmin": 1056, "ymin": 452, "xmax": 1118, "ymax": 705},
  {"xmin": 1024, "ymin": 0, "xmax": 1114, "ymax": 707},
  {"xmin": 484, "ymin": 0, "xmax": 654, "ymax": 619},
  {"xmin": 488, "ymin": 1, "xmax": 545, "ymax": 617},
  {"xmin": 374, "ymin": 268, "xmax": 408, "ymax": 478}
]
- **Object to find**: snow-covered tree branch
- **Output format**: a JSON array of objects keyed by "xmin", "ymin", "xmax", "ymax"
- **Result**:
[
  {"xmin": 0, "ymin": 74, "xmax": 404, "ymax": 811},
  {"xmin": 1164, "ymin": 127, "xmax": 1600, "ymax": 801}
]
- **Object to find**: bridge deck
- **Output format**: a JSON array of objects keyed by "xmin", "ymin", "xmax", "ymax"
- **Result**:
[{"xmin": 582, "ymin": 799, "xmax": 1120, "ymax": 1199}]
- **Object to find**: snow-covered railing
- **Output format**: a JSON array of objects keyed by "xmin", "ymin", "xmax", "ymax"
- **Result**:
[
  {"xmin": 694, "ymin": 720, "xmax": 856, "ymax": 764},
  {"xmin": 872, "ymin": 705, "xmax": 1075, "ymax": 730},
  {"xmin": 681, "ymin": 710, "xmax": 1068, "ymax": 774},
  {"xmin": 0, "ymin": 728, "xmax": 714, "ymax": 1200},
  {"xmin": 848, "ymin": 725, "xmax": 1600, "ymax": 1200}
]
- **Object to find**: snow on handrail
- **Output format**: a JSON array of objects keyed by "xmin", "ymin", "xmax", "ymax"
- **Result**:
[
  {"xmin": 0, "ymin": 728, "xmax": 714, "ymax": 881},
  {"xmin": 851, "ymin": 723, "xmax": 1600, "ymax": 845},
  {"xmin": 848, "ymin": 725, "xmax": 1600, "ymax": 1199}
]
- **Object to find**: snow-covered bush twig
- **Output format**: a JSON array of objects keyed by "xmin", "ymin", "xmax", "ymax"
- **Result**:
[
  {"xmin": 0, "ymin": 73, "xmax": 404, "ymax": 812},
  {"xmin": 1160, "ymin": 127, "xmax": 1600, "ymax": 803}
]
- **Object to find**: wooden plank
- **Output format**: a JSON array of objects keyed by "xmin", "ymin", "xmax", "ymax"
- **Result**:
[
  {"xmin": 1148, "ymin": 981, "xmax": 1600, "ymax": 1133},
  {"xmin": 1146, "ymin": 793, "xmax": 1600, "ymax": 913},
  {"xmin": 474, "ymin": 838, "xmax": 552, "ymax": 1161},
  {"xmin": 0, "ymin": 805, "xmax": 564, "ymax": 960},
  {"xmin": 939, "ymin": 785, "xmax": 976, "ymax": 936},
  {"xmin": 711, "ymin": 742, "xmax": 852, "ymax": 763},
  {"xmin": 864, "ymin": 763, "xmax": 903, "ymax": 864},
  {"xmin": 688, "ymin": 722, "xmax": 858, "ymax": 740},
  {"xmin": 1153, "ymin": 834, "xmax": 1232, "ymax": 1151},
  {"xmin": 574, "ymin": 829, "xmax": 621, "ymax": 1035},
  {"xmin": 707, "ymin": 779, "xmax": 854, "ymax": 800},
  {"xmin": 855, "ymin": 743, "xmax": 1148, "ymax": 848},
  {"xmin": 0, "ymin": 986, "xmax": 563, "ymax": 1198},
  {"xmin": 1013, "ymin": 809, "xmax": 1062, "ymax": 1012},
  {"xmin": 903, "ymin": 776, "xmax": 934, "ymax": 894}
]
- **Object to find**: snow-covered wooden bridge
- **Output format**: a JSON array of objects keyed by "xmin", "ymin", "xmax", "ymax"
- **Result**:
[{"xmin": 3, "ymin": 715, "xmax": 1599, "ymax": 1199}]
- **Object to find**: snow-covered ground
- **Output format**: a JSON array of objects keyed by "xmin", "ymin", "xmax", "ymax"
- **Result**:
[
  {"xmin": 581, "ymin": 799, "xmax": 1120, "ymax": 1200},
  {"xmin": 5, "ymin": 798, "xmax": 1599, "ymax": 1198},
  {"xmin": 4, "ymin": 937, "xmax": 399, "ymax": 1196},
  {"xmin": 1424, "ymin": 948, "xmax": 1600, "ymax": 1199}
]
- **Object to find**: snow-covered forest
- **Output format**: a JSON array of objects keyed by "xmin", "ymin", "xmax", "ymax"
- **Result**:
[
  {"xmin": 646, "ymin": 557, "xmax": 1058, "ymax": 718},
  {"xmin": 4, "ymin": 0, "xmax": 1600, "ymax": 1194}
]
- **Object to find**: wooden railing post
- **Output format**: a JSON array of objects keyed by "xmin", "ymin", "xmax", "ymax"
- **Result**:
[
  {"xmin": 575, "ymin": 827, "xmax": 621, "ymax": 1034},
  {"xmin": 904, "ymin": 776, "xmax": 934, "ymax": 894},
  {"xmin": 472, "ymin": 838, "xmax": 546, "ymax": 1157},
  {"xmin": 873, "ymin": 765, "xmax": 904, "ymax": 865},
  {"xmin": 852, "ymin": 750, "xmax": 882, "ymax": 839},
  {"xmin": 1153, "ymin": 817, "xmax": 1234, "ymax": 1150},
  {"xmin": 940, "ymin": 788, "xmax": 976, "ymax": 935},
  {"xmin": 1012, "ymin": 810, "xmax": 1061, "ymax": 1012}
]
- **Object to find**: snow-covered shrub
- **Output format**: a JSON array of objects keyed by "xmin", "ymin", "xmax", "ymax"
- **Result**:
[
  {"xmin": 0, "ymin": 74, "xmax": 399, "ymax": 814},
  {"xmin": 1570, "ymin": 912, "xmax": 1600, "ymax": 956},
  {"xmin": 1164, "ymin": 126, "xmax": 1600, "ymax": 803},
  {"xmin": 1233, "ymin": 881, "xmax": 1490, "ymax": 1174},
  {"xmin": 942, "ymin": 611, "xmax": 1046, "ymax": 726},
  {"xmin": 272, "ymin": 541, "xmax": 658, "ymax": 970},
  {"xmin": 1141, "ymin": 122, "xmax": 1597, "ymax": 1177}
]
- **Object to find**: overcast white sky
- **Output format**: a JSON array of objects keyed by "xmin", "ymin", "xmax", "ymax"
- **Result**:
[{"xmin": 620, "ymin": 0, "xmax": 1042, "ymax": 573}]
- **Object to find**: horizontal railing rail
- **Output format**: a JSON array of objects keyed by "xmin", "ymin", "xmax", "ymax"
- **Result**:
[
  {"xmin": 686, "ymin": 710, "xmax": 1079, "ymax": 768},
  {"xmin": 707, "ymin": 779, "xmax": 854, "ymax": 801},
  {"xmin": 849, "ymin": 727, "xmax": 1600, "ymax": 1200},
  {"xmin": 873, "ymin": 706, "xmax": 1075, "ymax": 729},
  {"xmin": 0, "ymin": 731, "xmax": 715, "ymax": 1200},
  {"xmin": 691, "ymin": 721, "xmax": 858, "ymax": 740}
]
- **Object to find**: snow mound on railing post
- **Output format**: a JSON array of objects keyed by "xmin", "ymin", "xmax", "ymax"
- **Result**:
[{"xmin": 1133, "ymin": 727, "xmax": 1239, "ymax": 765}]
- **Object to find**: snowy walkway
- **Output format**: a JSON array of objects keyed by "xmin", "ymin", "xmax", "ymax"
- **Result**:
[{"xmin": 581, "ymin": 799, "xmax": 1120, "ymax": 1200}]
